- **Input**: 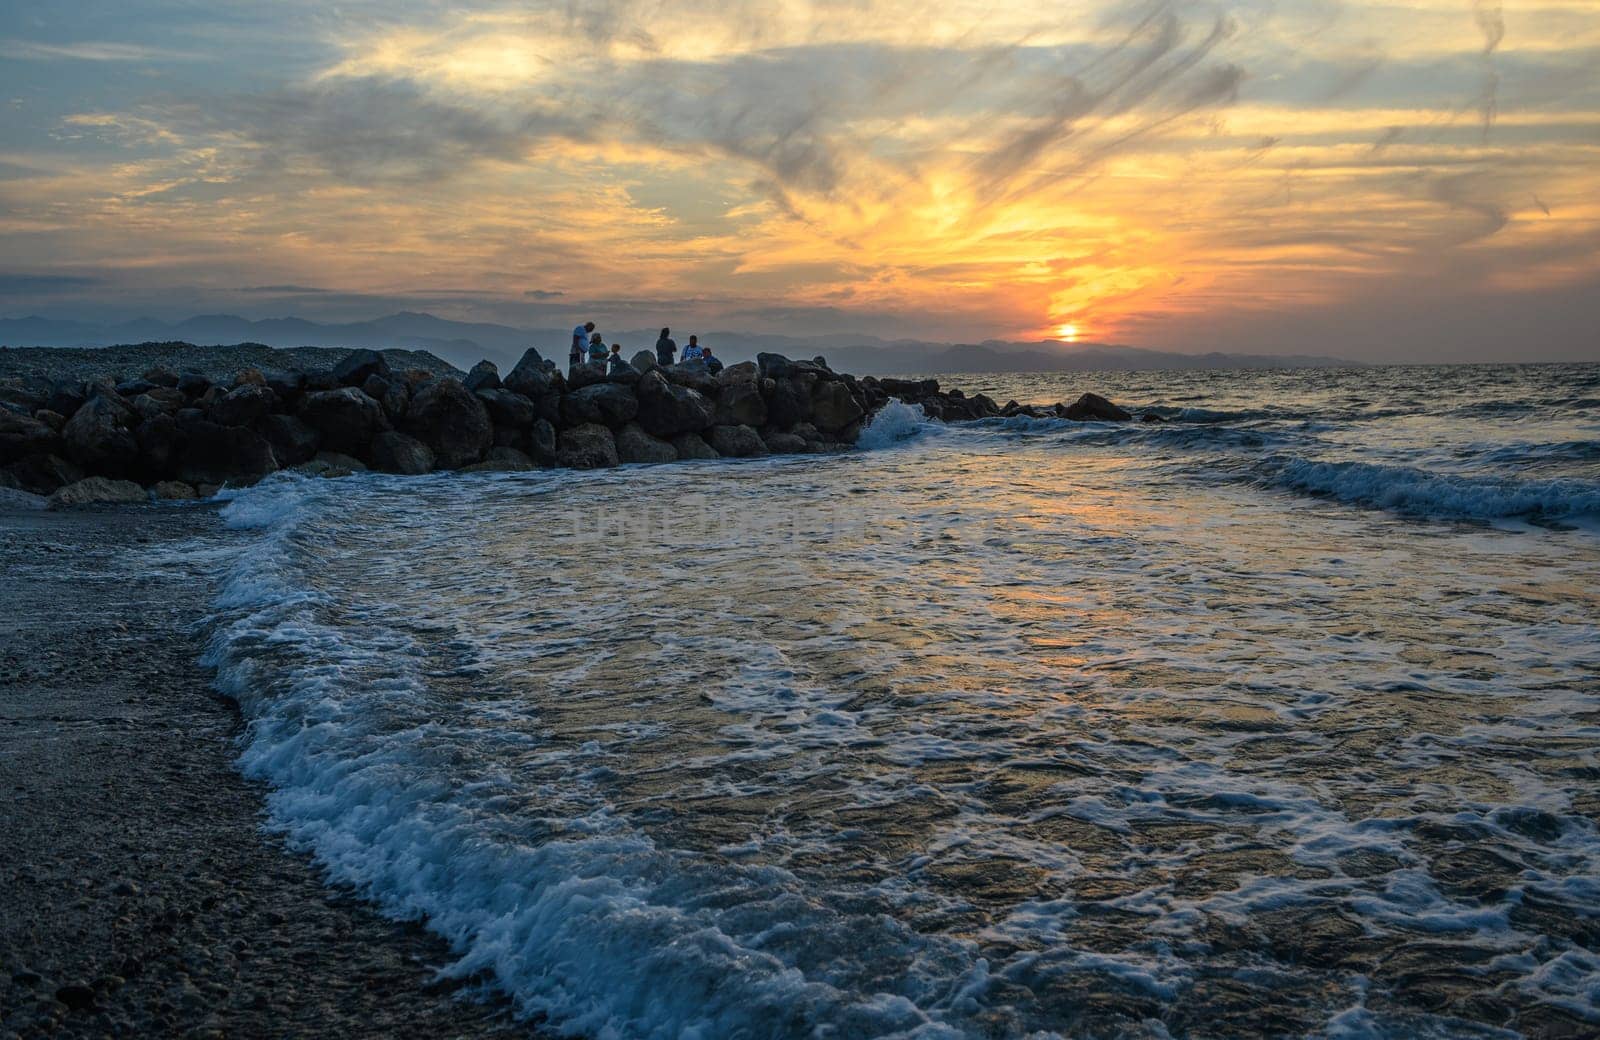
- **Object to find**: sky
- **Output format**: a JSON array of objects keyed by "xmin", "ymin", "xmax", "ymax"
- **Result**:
[{"xmin": 1, "ymin": 0, "xmax": 1597, "ymax": 363}]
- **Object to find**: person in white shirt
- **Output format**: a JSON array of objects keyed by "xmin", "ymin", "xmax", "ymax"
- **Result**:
[
  {"xmin": 570, "ymin": 322, "xmax": 595, "ymax": 370},
  {"xmin": 680, "ymin": 335, "xmax": 704, "ymax": 363}
]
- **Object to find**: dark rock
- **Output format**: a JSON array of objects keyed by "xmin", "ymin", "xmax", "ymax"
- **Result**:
[
  {"xmin": 299, "ymin": 387, "xmax": 388, "ymax": 456},
  {"xmin": 153, "ymin": 480, "xmax": 197, "ymax": 500},
  {"xmin": 5, "ymin": 453, "xmax": 85, "ymax": 495},
  {"xmin": 63, "ymin": 396, "xmax": 140, "ymax": 473},
  {"xmin": 406, "ymin": 377, "xmax": 492, "ymax": 468},
  {"xmin": 46, "ymin": 380, "xmax": 88, "ymax": 417},
  {"xmin": 605, "ymin": 362, "xmax": 641, "ymax": 386},
  {"xmin": 0, "ymin": 383, "xmax": 46, "ymax": 413},
  {"xmin": 130, "ymin": 388, "xmax": 186, "ymax": 420},
  {"xmin": 55, "ymin": 983, "xmax": 97, "ymax": 1011},
  {"xmin": 233, "ymin": 367, "xmax": 268, "ymax": 387},
  {"xmin": 1141, "ymin": 412, "xmax": 1167, "ymax": 423},
  {"xmin": 671, "ymin": 432, "xmax": 719, "ymax": 460},
  {"xmin": 972, "ymin": 393, "xmax": 1001, "ymax": 417},
  {"xmin": 535, "ymin": 391, "xmax": 562, "ymax": 428},
  {"xmin": 461, "ymin": 446, "xmax": 535, "ymax": 472},
  {"xmin": 503, "ymin": 348, "xmax": 555, "ymax": 397},
  {"xmin": 136, "ymin": 414, "xmax": 181, "ymax": 477},
  {"xmin": 715, "ymin": 381, "xmax": 767, "ymax": 427},
  {"xmin": 115, "ymin": 378, "xmax": 158, "ymax": 398},
  {"xmin": 1, "ymin": 410, "xmax": 61, "ymax": 464},
  {"xmin": 877, "ymin": 377, "xmax": 939, "ymax": 401},
  {"xmin": 761, "ymin": 429, "xmax": 808, "ymax": 454},
  {"xmin": 765, "ymin": 377, "xmax": 813, "ymax": 428},
  {"xmin": 718, "ymin": 361, "xmax": 758, "ymax": 386},
  {"xmin": 175, "ymin": 420, "xmax": 278, "ymax": 485},
  {"xmin": 141, "ymin": 367, "xmax": 179, "ymax": 387},
  {"xmin": 333, "ymin": 348, "xmax": 391, "ymax": 387},
  {"xmin": 34, "ymin": 409, "xmax": 66, "ymax": 431},
  {"xmin": 560, "ymin": 383, "xmax": 639, "ymax": 428},
  {"xmin": 528, "ymin": 418, "xmax": 557, "ymax": 465},
  {"xmin": 707, "ymin": 424, "xmax": 768, "ymax": 457},
  {"xmin": 635, "ymin": 370, "xmax": 715, "ymax": 437},
  {"xmin": 556, "ymin": 422, "xmax": 618, "ymax": 469},
  {"xmin": 464, "ymin": 360, "xmax": 501, "ymax": 393},
  {"xmin": 630, "ymin": 350, "xmax": 657, "ymax": 374},
  {"xmin": 660, "ymin": 362, "xmax": 720, "ymax": 395},
  {"xmin": 370, "ymin": 431, "xmax": 435, "ymax": 475},
  {"xmin": 260, "ymin": 368, "xmax": 305, "ymax": 401},
  {"xmin": 209, "ymin": 384, "xmax": 277, "ymax": 428},
  {"xmin": 756, "ymin": 352, "xmax": 795, "ymax": 379},
  {"xmin": 46, "ymin": 477, "xmax": 147, "ymax": 510},
  {"xmin": 302, "ymin": 370, "xmax": 340, "ymax": 393},
  {"xmin": 476, "ymin": 388, "xmax": 537, "ymax": 428},
  {"xmin": 177, "ymin": 371, "xmax": 212, "ymax": 397},
  {"xmin": 810, "ymin": 380, "xmax": 864, "ymax": 432},
  {"xmin": 362, "ymin": 374, "xmax": 409, "ymax": 422},
  {"xmin": 1063, "ymin": 392, "xmax": 1132, "ymax": 422},
  {"xmin": 615, "ymin": 422, "xmax": 677, "ymax": 464},
  {"xmin": 565, "ymin": 361, "xmax": 610, "ymax": 390},
  {"xmin": 262, "ymin": 414, "xmax": 320, "ymax": 466}
]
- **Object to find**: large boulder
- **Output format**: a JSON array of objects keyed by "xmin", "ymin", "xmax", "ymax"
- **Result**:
[
  {"xmin": 141, "ymin": 367, "xmax": 180, "ymax": 388},
  {"xmin": 262, "ymin": 414, "xmax": 320, "ymax": 466},
  {"xmin": 209, "ymin": 383, "xmax": 277, "ymax": 428},
  {"xmin": 261, "ymin": 368, "xmax": 306, "ymax": 401},
  {"xmin": 176, "ymin": 371, "xmax": 212, "ymax": 398},
  {"xmin": 715, "ymin": 381, "xmax": 768, "ymax": 427},
  {"xmin": 362, "ymin": 374, "xmax": 409, "ymax": 422},
  {"xmin": 130, "ymin": 388, "xmax": 186, "ymax": 420},
  {"xmin": 718, "ymin": 361, "xmax": 758, "ymax": 387},
  {"xmin": 46, "ymin": 477, "xmax": 148, "ymax": 509},
  {"xmin": 45, "ymin": 381, "xmax": 88, "ymax": 417},
  {"xmin": 811, "ymin": 380, "xmax": 864, "ymax": 432},
  {"xmin": 565, "ymin": 362, "xmax": 609, "ymax": 390},
  {"xmin": 502, "ymin": 348, "xmax": 556, "ymax": 398},
  {"xmin": 333, "ymin": 349, "xmax": 391, "ymax": 387},
  {"xmin": 0, "ymin": 411, "xmax": 61, "ymax": 464},
  {"xmin": 135, "ymin": 414, "xmax": 181, "ymax": 478},
  {"xmin": 528, "ymin": 418, "xmax": 557, "ymax": 465},
  {"xmin": 761, "ymin": 429, "xmax": 809, "ymax": 454},
  {"xmin": 4, "ymin": 454, "xmax": 84, "ymax": 495},
  {"xmin": 877, "ymin": 377, "xmax": 939, "ymax": 402},
  {"xmin": 62, "ymin": 396, "xmax": 140, "ymax": 474},
  {"xmin": 614, "ymin": 423, "xmax": 677, "ymax": 464},
  {"xmin": 175, "ymin": 420, "xmax": 278, "ymax": 486},
  {"xmin": 560, "ymin": 384, "xmax": 638, "ymax": 428},
  {"xmin": 371, "ymin": 431, "xmax": 435, "ymax": 475},
  {"xmin": 630, "ymin": 350, "xmax": 657, "ymax": 374},
  {"xmin": 556, "ymin": 423, "xmax": 618, "ymax": 469},
  {"xmin": 406, "ymin": 377, "xmax": 493, "ymax": 468},
  {"xmin": 464, "ymin": 360, "xmax": 501, "ymax": 393},
  {"xmin": 300, "ymin": 387, "xmax": 389, "ymax": 456},
  {"xmin": 475, "ymin": 388, "xmax": 537, "ymax": 428},
  {"xmin": 707, "ymin": 424, "xmax": 769, "ymax": 458},
  {"xmin": 671, "ymin": 432, "xmax": 718, "ymax": 460},
  {"xmin": 462, "ymin": 446, "xmax": 535, "ymax": 473},
  {"xmin": 1063, "ymin": 392, "xmax": 1132, "ymax": 422},
  {"xmin": 660, "ymin": 363, "xmax": 720, "ymax": 395},
  {"xmin": 635, "ymin": 370, "xmax": 714, "ymax": 438},
  {"xmin": 764, "ymin": 377, "xmax": 813, "ymax": 428}
]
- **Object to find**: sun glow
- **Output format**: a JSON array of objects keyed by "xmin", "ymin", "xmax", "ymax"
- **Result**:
[{"xmin": 1057, "ymin": 323, "xmax": 1081, "ymax": 343}]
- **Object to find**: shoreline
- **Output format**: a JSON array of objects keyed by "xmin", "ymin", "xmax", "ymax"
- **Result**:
[{"xmin": 0, "ymin": 501, "xmax": 527, "ymax": 1038}]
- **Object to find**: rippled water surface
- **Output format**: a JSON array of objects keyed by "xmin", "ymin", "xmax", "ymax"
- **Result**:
[{"xmin": 207, "ymin": 364, "xmax": 1600, "ymax": 1038}]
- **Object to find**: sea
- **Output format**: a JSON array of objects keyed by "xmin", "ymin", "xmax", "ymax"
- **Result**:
[{"xmin": 192, "ymin": 363, "xmax": 1600, "ymax": 1038}]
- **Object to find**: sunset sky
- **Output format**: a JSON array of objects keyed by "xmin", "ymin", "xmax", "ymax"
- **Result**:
[{"xmin": 2, "ymin": 0, "xmax": 1597, "ymax": 362}]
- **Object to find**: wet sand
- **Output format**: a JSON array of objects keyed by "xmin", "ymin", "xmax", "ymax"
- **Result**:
[{"xmin": 0, "ymin": 502, "xmax": 524, "ymax": 1039}]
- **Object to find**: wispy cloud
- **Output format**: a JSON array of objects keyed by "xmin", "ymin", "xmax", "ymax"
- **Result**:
[{"xmin": 0, "ymin": 39, "xmax": 205, "ymax": 63}]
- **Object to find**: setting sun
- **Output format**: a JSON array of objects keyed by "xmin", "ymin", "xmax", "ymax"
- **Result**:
[{"xmin": 1057, "ymin": 323, "xmax": 1081, "ymax": 343}]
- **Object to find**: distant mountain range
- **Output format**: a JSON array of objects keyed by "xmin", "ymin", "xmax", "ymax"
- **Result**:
[{"xmin": 0, "ymin": 312, "xmax": 1357, "ymax": 374}]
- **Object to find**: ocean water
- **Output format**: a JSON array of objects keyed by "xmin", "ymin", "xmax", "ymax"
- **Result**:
[{"xmin": 201, "ymin": 363, "xmax": 1600, "ymax": 1038}]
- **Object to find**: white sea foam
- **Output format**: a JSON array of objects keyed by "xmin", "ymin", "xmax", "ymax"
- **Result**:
[{"xmin": 858, "ymin": 398, "xmax": 938, "ymax": 450}]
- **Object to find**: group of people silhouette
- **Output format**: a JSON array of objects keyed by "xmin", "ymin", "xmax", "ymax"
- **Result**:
[{"xmin": 569, "ymin": 322, "xmax": 722, "ymax": 376}]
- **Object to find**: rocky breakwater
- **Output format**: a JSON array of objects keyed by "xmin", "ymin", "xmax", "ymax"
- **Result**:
[
  {"xmin": 1, "ymin": 346, "xmax": 1147, "ymax": 507},
  {"xmin": 0, "ymin": 348, "xmax": 884, "ymax": 505}
]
